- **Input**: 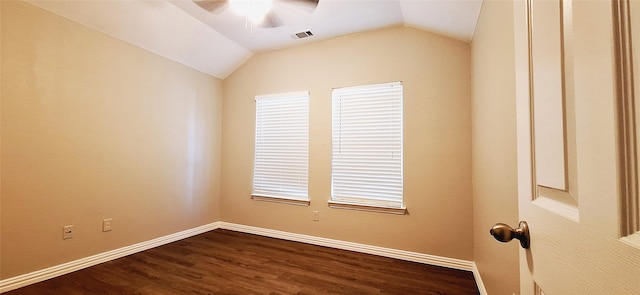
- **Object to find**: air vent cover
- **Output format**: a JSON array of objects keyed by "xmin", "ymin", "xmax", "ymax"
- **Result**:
[{"xmin": 292, "ymin": 30, "xmax": 314, "ymax": 40}]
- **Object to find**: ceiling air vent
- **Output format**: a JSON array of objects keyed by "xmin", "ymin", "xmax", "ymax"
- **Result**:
[{"xmin": 292, "ymin": 30, "xmax": 314, "ymax": 40}]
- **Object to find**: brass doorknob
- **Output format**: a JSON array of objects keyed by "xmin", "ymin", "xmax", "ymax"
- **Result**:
[{"xmin": 490, "ymin": 221, "xmax": 530, "ymax": 249}]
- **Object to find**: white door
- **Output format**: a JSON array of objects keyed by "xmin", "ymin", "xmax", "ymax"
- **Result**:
[{"xmin": 511, "ymin": 0, "xmax": 640, "ymax": 294}]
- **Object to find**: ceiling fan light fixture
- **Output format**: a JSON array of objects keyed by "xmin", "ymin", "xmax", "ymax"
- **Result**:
[{"xmin": 229, "ymin": 0, "xmax": 272, "ymax": 23}]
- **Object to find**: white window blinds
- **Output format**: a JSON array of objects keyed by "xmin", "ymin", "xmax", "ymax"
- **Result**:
[
  {"xmin": 253, "ymin": 92, "xmax": 309, "ymax": 201},
  {"xmin": 331, "ymin": 82, "xmax": 404, "ymax": 209}
]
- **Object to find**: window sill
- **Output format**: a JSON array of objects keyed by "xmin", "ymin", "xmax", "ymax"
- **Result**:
[
  {"xmin": 327, "ymin": 201, "xmax": 407, "ymax": 215},
  {"xmin": 251, "ymin": 195, "xmax": 310, "ymax": 206},
  {"xmin": 621, "ymin": 231, "xmax": 640, "ymax": 250}
]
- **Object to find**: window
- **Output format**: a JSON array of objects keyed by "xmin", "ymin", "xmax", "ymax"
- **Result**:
[
  {"xmin": 330, "ymin": 82, "xmax": 405, "ymax": 214},
  {"xmin": 252, "ymin": 91, "xmax": 309, "ymax": 205}
]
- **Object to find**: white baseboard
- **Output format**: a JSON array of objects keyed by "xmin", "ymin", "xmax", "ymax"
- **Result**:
[
  {"xmin": 472, "ymin": 263, "xmax": 489, "ymax": 295},
  {"xmin": 0, "ymin": 222, "xmax": 222, "ymax": 293},
  {"xmin": 217, "ymin": 222, "xmax": 475, "ymax": 272},
  {"xmin": 1, "ymin": 222, "xmax": 484, "ymax": 294}
]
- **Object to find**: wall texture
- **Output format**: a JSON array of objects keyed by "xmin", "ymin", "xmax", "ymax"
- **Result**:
[
  {"xmin": 1, "ymin": 0, "xmax": 223, "ymax": 278},
  {"xmin": 221, "ymin": 26, "xmax": 473, "ymax": 260},
  {"xmin": 471, "ymin": 1, "xmax": 521, "ymax": 294}
]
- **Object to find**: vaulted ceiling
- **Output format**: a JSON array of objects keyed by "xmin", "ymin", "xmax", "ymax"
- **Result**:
[{"xmin": 25, "ymin": 0, "xmax": 483, "ymax": 79}]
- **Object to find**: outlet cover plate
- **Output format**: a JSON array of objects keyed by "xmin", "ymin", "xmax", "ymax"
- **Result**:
[
  {"xmin": 102, "ymin": 218, "xmax": 112, "ymax": 232},
  {"xmin": 63, "ymin": 225, "xmax": 74, "ymax": 240}
]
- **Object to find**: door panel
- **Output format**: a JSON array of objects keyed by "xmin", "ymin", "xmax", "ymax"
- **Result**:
[
  {"xmin": 515, "ymin": 0, "xmax": 640, "ymax": 294},
  {"xmin": 530, "ymin": 0, "xmax": 568, "ymax": 192}
]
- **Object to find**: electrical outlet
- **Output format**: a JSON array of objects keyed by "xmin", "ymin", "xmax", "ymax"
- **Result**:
[
  {"xmin": 63, "ymin": 225, "xmax": 74, "ymax": 240},
  {"xmin": 102, "ymin": 218, "xmax": 112, "ymax": 232},
  {"xmin": 312, "ymin": 211, "xmax": 319, "ymax": 221}
]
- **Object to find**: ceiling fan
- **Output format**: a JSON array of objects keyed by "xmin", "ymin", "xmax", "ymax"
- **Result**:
[{"xmin": 193, "ymin": 0, "xmax": 319, "ymax": 28}]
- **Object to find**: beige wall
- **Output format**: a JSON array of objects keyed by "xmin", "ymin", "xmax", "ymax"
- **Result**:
[
  {"xmin": 0, "ymin": 0, "xmax": 3, "ymax": 275},
  {"xmin": 471, "ymin": 1, "xmax": 520, "ymax": 294},
  {"xmin": 2, "ymin": 0, "xmax": 483, "ymax": 283},
  {"xmin": 222, "ymin": 26, "xmax": 473, "ymax": 260},
  {"xmin": 1, "ymin": 0, "xmax": 222, "ymax": 278}
]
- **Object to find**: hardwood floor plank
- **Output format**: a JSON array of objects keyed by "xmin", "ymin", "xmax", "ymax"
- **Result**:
[{"xmin": 5, "ymin": 229, "xmax": 479, "ymax": 295}]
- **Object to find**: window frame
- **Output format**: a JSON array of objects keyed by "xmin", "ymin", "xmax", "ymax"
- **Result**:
[
  {"xmin": 329, "ymin": 81, "xmax": 406, "ymax": 214},
  {"xmin": 252, "ymin": 91, "xmax": 310, "ymax": 206}
]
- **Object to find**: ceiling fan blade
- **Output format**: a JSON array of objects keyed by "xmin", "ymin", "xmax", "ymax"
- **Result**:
[
  {"xmin": 262, "ymin": 11, "xmax": 282, "ymax": 28},
  {"xmin": 193, "ymin": 0, "xmax": 227, "ymax": 12},
  {"xmin": 260, "ymin": 0, "xmax": 317, "ymax": 28},
  {"xmin": 286, "ymin": 0, "xmax": 319, "ymax": 13}
]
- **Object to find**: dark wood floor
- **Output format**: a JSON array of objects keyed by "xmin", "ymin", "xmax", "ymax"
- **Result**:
[{"xmin": 6, "ymin": 229, "xmax": 479, "ymax": 295}]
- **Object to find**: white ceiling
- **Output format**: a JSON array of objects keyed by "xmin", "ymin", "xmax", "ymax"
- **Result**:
[{"xmin": 26, "ymin": 0, "xmax": 483, "ymax": 79}]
